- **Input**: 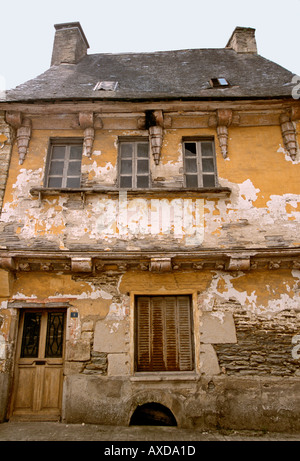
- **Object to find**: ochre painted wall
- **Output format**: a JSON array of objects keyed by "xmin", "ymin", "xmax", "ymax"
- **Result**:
[{"xmin": 1, "ymin": 122, "xmax": 299, "ymax": 250}]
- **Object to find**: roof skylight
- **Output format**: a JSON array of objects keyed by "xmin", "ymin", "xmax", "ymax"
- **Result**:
[
  {"xmin": 209, "ymin": 78, "xmax": 230, "ymax": 88},
  {"xmin": 93, "ymin": 81, "xmax": 118, "ymax": 91}
]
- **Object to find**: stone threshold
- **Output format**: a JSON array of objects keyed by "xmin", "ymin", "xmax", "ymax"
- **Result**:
[{"xmin": 130, "ymin": 372, "xmax": 198, "ymax": 382}]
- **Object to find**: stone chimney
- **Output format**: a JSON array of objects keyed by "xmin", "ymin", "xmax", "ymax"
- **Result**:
[
  {"xmin": 226, "ymin": 27, "xmax": 257, "ymax": 54},
  {"xmin": 51, "ymin": 22, "xmax": 89, "ymax": 66}
]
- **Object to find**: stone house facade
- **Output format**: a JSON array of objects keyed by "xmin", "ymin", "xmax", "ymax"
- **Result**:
[{"xmin": 0, "ymin": 22, "xmax": 300, "ymax": 431}]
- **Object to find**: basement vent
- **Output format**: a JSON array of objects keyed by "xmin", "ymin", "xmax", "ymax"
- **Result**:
[
  {"xmin": 93, "ymin": 81, "xmax": 118, "ymax": 91},
  {"xmin": 209, "ymin": 77, "xmax": 230, "ymax": 88}
]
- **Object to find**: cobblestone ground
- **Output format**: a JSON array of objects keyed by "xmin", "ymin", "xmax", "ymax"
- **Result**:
[{"xmin": 0, "ymin": 422, "xmax": 299, "ymax": 442}]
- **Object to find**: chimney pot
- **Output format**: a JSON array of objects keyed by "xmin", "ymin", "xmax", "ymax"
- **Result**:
[
  {"xmin": 51, "ymin": 22, "xmax": 89, "ymax": 66},
  {"xmin": 226, "ymin": 27, "xmax": 257, "ymax": 54}
]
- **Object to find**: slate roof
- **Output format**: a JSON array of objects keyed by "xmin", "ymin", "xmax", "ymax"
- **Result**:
[{"xmin": 4, "ymin": 47, "xmax": 296, "ymax": 102}]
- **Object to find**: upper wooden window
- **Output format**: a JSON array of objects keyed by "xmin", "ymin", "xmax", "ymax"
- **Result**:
[
  {"xmin": 135, "ymin": 295, "xmax": 194, "ymax": 372},
  {"xmin": 183, "ymin": 139, "xmax": 217, "ymax": 188},
  {"xmin": 119, "ymin": 140, "xmax": 150, "ymax": 189},
  {"xmin": 46, "ymin": 140, "xmax": 83, "ymax": 188}
]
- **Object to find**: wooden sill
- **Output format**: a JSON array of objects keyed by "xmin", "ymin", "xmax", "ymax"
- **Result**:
[{"xmin": 30, "ymin": 186, "xmax": 231, "ymax": 199}]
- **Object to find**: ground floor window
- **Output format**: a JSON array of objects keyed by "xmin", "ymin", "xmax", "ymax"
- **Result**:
[{"xmin": 135, "ymin": 295, "xmax": 194, "ymax": 372}]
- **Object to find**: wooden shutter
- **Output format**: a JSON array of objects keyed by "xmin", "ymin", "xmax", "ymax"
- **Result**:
[
  {"xmin": 136, "ymin": 296, "xmax": 193, "ymax": 372},
  {"xmin": 136, "ymin": 297, "xmax": 151, "ymax": 372},
  {"xmin": 177, "ymin": 296, "xmax": 193, "ymax": 370}
]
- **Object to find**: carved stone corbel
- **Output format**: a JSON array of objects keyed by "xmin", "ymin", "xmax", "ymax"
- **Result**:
[
  {"xmin": 149, "ymin": 125, "xmax": 163, "ymax": 165},
  {"xmin": 17, "ymin": 118, "xmax": 31, "ymax": 164},
  {"xmin": 148, "ymin": 110, "xmax": 165, "ymax": 165},
  {"xmin": 150, "ymin": 257, "xmax": 172, "ymax": 272},
  {"xmin": 5, "ymin": 111, "xmax": 32, "ymax": 164},
  {"xmin": 0, "ymin": 257, "xmax": 15, "ymax": 271},
  {"xmin": 216, "ymin": 109, "xmax": 232, "ymax": 159},
  {"xmin": 71, "ymin": 257, "xmax": 92, "ymax": 272},
  {"xmin": 226, "ymin": 256, "xmax": 250, "ymax": 271},
  {"xmin": 280, "ymin": 113, "xmax": 298, "ymax": 160},
  {"xmin": 79, "ymin": 112, "xmax": 96, "ymax": 157}
]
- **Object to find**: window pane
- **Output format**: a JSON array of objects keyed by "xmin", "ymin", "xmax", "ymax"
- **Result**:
[
  {"xmin": 45, "ymin": 313, "xmax": 64, "ymax": 358},
  {"xmin": 186, "ymin": 175, "xmax": 198, "ymax": 187},
  {"xmin": 67, "ymin": 161, "xmax": 81, "ymax": 176},
  {"xmin": 137, "ymin": 175, "xmax": 149, "ymax": 188},
  {"xmin": 120, "ymin": 144, "xmax": 133, "ymax": 158},
  {"xmin": 202, "ymin": 158, "xmax": 215, "ymax": 173},
  {"xmin": 137, "ymin": 159, "xmax": 149, "ymax": 174},
  {"xmin": 184, "ymin": 143, "xmax": 197, "ymax": 156},
  {"xmin": 121, "ymin": 159, "xmax": 132, "ymax": 174},
  {"xmin": 48, "ymin": 177, "xmax": 63, "ymax": 187},
  {"xmin": 185, "ymin": 158, "xmax": 197, "ymax": 173},
  {"xmin": 137, "ymin": 143, "xmax": 149, "ymax": 157},
  {"xmin": 49, "ymin": 161, "xmax": 64, "ymax": 176},
  {"xmin": 201, "ymin": 142, "xmax": 213, "ymax": 157},
  {"xmin": 120, "ymin": 176, "xmax": 132, "ymax": 188},
  {"xmin": 21, "ymin": 313, "xmax": 41, "ymax": 358},
  {"xmin": 51, "ymin": 146, "xmax": 66, "ymax": 159},
  {"xmin": 66, "ymin": 177, "xmax": 81, "ymax": 188},
  {"xmin": 70, "ymin": 145, "xmax": 82, "ymax": 159},
  {"xmin": 202, "ymin": 175, "xmax": 215, "ymax": 187}
]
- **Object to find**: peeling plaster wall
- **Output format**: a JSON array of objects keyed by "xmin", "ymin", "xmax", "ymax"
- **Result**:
[
  {"xmin": 3, "ymin": 267, "xmax": 299, "ymax": 379},
  {"xmin": 1, "ymin": 117, "xmax": 300, "ymax": 429},
  {"xmin": 0, "ymin": 125, "xmax": 299, "ymax": 251},
  {"xmin": 2, "ymin": 267, "xmax": 299, "ymax": 429}
]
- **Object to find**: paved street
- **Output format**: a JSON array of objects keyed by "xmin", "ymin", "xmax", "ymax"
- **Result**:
[{"xmin": 0, "ymin": 421, "xmax": 299, "ymax": 442}]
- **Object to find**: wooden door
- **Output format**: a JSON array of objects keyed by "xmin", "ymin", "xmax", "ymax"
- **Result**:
[{"xmin": 10, "ymin": 310, "xmax": 65, "ymax": 421}]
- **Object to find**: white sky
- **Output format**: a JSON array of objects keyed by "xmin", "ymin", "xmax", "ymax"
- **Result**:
[{"xmin": 1, "ymin": 0, "xmax": 299, "ymax": 90}]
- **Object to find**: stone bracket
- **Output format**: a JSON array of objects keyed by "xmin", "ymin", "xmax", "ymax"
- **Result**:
[
  {"xmin": 78, "ymin": 111, "xmax": 103, "ymax": 157},
  {"xmin": 147, "ymin": 110, "xmax": 171, "ymax": 166},
  {"xmin": 0, "ymin": 257, "xmax": 16, "ymax": 271},
  {"xmin": 225, "ymin": 255, "xmax": 251, "ymax": 271},
  {"xmin": 5, "ymin": 111, "xmax": 32, "ymax": 164},
  {"xmin": 149, "ymin": 257, "xmax": 172, "ymax": 272},
  {"xmin": 216, "ymin": 109, "xmax": 232, "ymax": 159},
  {"xmin": 280, "ymin": 112, "xmax": 298, "ymax": 160},
  {"xmin": 71, "ymin": 257, "xmax": 92, "ymax": 272}
]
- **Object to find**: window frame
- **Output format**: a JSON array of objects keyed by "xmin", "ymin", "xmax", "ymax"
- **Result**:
[
  {"xmin": 44, "ymin": 138, "xmax": 83, "ymax": 189},
  {"xmin": 183, "ymin": 138, "xmax": 218, "ymax": 188},
  {"xmin": 118, "ymin": 138, "xmax": 150, "ymax": 189},
  {"xmin": 134, "ymin": 294, "xmax": 195, "ymax": 373}
]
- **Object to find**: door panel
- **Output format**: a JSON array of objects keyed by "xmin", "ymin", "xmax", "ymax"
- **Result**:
[
  {"xmin": 10, "ymin": 310, "xmax": 65, "ymax": 421},
  {"xmin": 43, "ymin": 366, "xmax": 63, "ymax": 409},
  {"xmin": 13, "ymin": 366, "xmax": 35, "ymax": 411}
]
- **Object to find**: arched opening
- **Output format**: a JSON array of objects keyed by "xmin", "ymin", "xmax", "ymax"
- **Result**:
[{"xmin": 130, "ymin": 402, "xmax": 177, "ymax": 426}]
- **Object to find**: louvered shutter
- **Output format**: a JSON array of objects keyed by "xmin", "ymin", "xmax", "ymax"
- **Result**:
[
  {"xmin": 151, "ymin": 297, "xmax": 165, "ymax": 371},
  {"xmin": 136, "ymin": 296, "xmax": 193, "ymax": 372},
  {"xmin": 136, "ymin": 297, "xmax": 151, "ymax": 372},
  {"xmin": 177, "ymin": 296, "xmax": 193, "ymax": 371}
]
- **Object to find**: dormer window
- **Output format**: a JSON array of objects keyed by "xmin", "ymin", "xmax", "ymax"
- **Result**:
[
  {"xmin": 209, "ymin": 77, "xmax": 230, "ymax": 88},
  {"xmin": 93, "ymin": 81, "xmax": 118, "ymax": 91}
]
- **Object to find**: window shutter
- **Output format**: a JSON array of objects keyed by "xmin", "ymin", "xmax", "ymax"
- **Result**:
[
  {"xmin": 136, "ymin": 297, "xmax": 151, "ymax": 372},
  {"xmin": 177, "ymin": 296, "xmax": 193, "ymax": 371},
  {"xmin": 164, "ymin": 296, "xmax": 178, "ymax": 370},
  {"xmin": 151, "ymin": 297, "xmax": 165, "ymax": 371},
  {"xmin": 136, "ymin": 296, "xmax": 193, "ymax": 372}
]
